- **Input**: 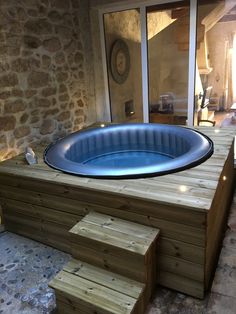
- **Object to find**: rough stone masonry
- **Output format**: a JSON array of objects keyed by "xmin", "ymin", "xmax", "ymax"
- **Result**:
[{"xmin": 0, "ymin": 0, "xmax": 96, "ymax": 161}]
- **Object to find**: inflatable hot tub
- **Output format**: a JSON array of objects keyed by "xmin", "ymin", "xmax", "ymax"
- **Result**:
[{"xmin": 44, "ymin": 123, "xmax": 213, "ymax": 179}]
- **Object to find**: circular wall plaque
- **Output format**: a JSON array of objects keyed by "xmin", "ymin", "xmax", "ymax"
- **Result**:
[{"xmin": 110, "ymin": 39, "xmax": 130, "ymax": 84}]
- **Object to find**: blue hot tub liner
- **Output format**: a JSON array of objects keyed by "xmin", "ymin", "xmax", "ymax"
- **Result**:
[{"xmin": 44, "ymin": 123, "xmax": 214, "ymax": 179}]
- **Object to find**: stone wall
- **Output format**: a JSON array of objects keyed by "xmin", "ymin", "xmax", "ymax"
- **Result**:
[{"xmin": 0, "ymin": 0, "xmax": 96, "ymax": 161}]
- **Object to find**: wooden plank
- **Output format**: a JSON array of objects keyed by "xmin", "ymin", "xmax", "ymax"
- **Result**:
[
  {"xmin": 2, "ymin": 199, "xmax": 80, "ymax": 227},
  {"xmin": 158, "ymin": 254, "xmax": 204, "ymax": 282},
  {"xmin": 82, "ymin": 212, "xmax": 159, "ymax": 242},
  {"xmin": 71, "ymin": 242, "xmax": 146, "ymax": 283},
  {"xmin": 159, "ymin": 237, "xmax": 205, "ymax": 265},
  {"xmin": 158, "ymin": 270, "xmax": 204, "ymax": 299},
  {"xmin": 56, "ymin": 300, "xmax": 92, "ymax": 314},
  {"xmin": 64, "ymin": 259, "xmax": 145, "ymax": 300},
  {"xmin": 50, "ymin": 270, "xmax": 138, "ymax": 314}
]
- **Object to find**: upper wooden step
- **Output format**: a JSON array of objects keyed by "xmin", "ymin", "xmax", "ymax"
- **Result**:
[
  {"xmin": 50, "ymin": 258, "xmax": 145, "ymax": 314},
  {"xmin": 70, "ymin": 211, "xmax": 159, "ymax": 262}
]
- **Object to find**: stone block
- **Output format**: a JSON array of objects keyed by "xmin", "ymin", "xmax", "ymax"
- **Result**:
[
  {"xmin": 23, "ymin": 36, "xmax": 41, "ymax": 49},
  {"xmin": 31, "ymin": 116, "xmax": 40, "ymax": 124},
  {"xmin": 43, "ymin": 38, "xmax": 61, "ymax": 53},
  {"xmin": 14, "ymin": 126, "xmax": 31, "ymax": 139},
  {"xmin": 41, "ymin": 87, "xmax": 57, "ymax": 97},
  {"xmin": 42, "ymin": 55, "xmax": 51, "ymax": 69},
  {"xmin": 59, "ymin": 84, "xmax": 67, "ymax": 93},
  {"xmin": 28, "ymin": 71, "xmax": 50, "ymax": 88},
  {"xmin": 25, "ymin": 89, "xmax": 37, "ymax": 98},
  {"xmin": 43, "ymin": 108, "xmax": 59, "ymax": 118},
  {"xmin": 7, "ymin": 7, "xmax": 27, "ymax": 21},
  {"xmin": 11, "ymin": 89, "xmax": 24, "ymax": 97},
  {"xmin": 36, "ymin": 98, "xmax": 51, "ymax": 108},
  {"xmin": 57, "ymin": 111, "xmax": 70, "ymax": 121},
  {"xmin": 77, "ymin": 99, "xmax": 84, "ymax": 107},
  {"xmin": 54, "ymin": 52, "xmax": 65, "ymax": 65},
  {"xmin": 20, "ymin": 113, "xmax": 29, "ymax": 124},
  {"xmin": 24, "ymin": 19, "xmax": 53, "ymax": 35},
  {"xmin": 56, "ymin": 72, "xmax": 68, "ymax": 82},
  {"xmin": 0, "ymin": 116, "xmax": 16, "ymax": 131},
  {"xmin": 48, "ymin": 11, "xmax": 61, "ymax": 23},
  {"xmin": 4, "ymin": 100, "xmax": 26, "ymax": 114},
  {"xmin": 74, "ymin": 52, "xmax": 83, "ymax": 64},
  {"xmin": 0, "ymin": 73, "xmax": 18, "ymax": 88},
  {"xmin": 11, "ymin": 58, "xmax": 29, "ymax": 73},
  {"xmin": 59, "ymin": 93, "xmax": 69, "ymax": 102},
  {"xmin": 0, "ymin": 91, "xmax": 11, "ymax": 100},
  {"xmin": 50, "ymin": 0, "xmax": 70, "ymax": 10},
  {"xmin": 40, "ymin": 119, "xmax": 56, "ymax": 135}
]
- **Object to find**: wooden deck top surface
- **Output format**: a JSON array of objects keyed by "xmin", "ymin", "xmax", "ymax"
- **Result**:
[{"xmin": 0, "ymin": 127, "xmax": 235, "ymax": 212}]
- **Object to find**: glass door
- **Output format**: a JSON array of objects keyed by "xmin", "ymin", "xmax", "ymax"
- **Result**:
[
  {"xmin": 147, "ymin": 1, "xmax": 190, "ymax": 125},
  {"xmin": 103, "ymin": 9, "xmax": 143, "ymax": 123},
  {"xmin": 195, "ymin": 0, "xmax": 236, "ymax": 127}
]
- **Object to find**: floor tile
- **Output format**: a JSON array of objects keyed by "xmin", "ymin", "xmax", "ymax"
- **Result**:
[
  {"xmin": 146, "ymin": 287, "xmax": 176, "ymax": 313},
  {"xmin": 211, "ymin": 247, "xmax": 236, "ymax": 298},
  {"xmin": 206, "ymin": 293, "xmax": 236, "ymax": 314},
  {"xmin": 223, "ymin": 229, "xmax": 236, "ymax": 250},
  {"xmin": 0, "ymin": 232, "xmax": 70, "ymax": 314}
]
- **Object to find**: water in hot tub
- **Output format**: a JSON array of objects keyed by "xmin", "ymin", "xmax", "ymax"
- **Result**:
[{"xmin": 84, "ymin": 151, "xmax": 173, "ymax": 168}]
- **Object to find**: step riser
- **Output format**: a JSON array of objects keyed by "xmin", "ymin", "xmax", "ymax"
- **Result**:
[
  {"xmin": 71, "ymin": 242, "xmax": 147, "ymax": 282},
  {"xmin": 70, "ymin": 233, "xmax": 146, "ymax": 264}
]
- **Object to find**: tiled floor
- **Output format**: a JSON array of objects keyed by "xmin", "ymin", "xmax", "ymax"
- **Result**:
[{"xmin": 0, "ymin": 195, "xmax": 236, "ymax": 314}]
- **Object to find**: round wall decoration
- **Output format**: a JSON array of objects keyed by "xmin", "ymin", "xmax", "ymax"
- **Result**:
[{"xmin": 110, "ymin": 39, "xmax": 130, "ymax": 84}]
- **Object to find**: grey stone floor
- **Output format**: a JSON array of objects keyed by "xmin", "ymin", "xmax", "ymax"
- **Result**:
[{"xmin": 0, "ymin": 196, "xmax": 236, "ymax": 314}]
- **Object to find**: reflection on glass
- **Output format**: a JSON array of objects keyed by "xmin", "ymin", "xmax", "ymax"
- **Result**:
[
  {"xmin": 147, "ymin": 2, "xmax": 190, "ymax": 125},
  {"xmin": 103, "ymin": 9, "xmax": 143, "ymax": 123},
  {"xmin": 195, "ymin": 0, "xmax": 236, "ymax": 127}
]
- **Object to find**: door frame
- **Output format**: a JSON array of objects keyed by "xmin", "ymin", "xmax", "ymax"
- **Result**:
[{"xmin": 98, "ymin": 0, "xmax": 197, "ymax": 126}]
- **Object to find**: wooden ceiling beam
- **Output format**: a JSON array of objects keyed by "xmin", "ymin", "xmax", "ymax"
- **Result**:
[{"xmin": 202, "ymin": 0, "xmax": 236, "ymax": 32}]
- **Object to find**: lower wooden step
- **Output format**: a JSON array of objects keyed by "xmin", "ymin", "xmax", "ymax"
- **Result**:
[{"xmin": 50, "ymin": 258, "xmax": 145, "ymax": 314}]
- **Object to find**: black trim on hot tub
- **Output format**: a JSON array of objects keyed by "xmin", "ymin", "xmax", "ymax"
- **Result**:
[{"xmin": 44, "ymin": 124, "xmax": 214, "ymax": 179}]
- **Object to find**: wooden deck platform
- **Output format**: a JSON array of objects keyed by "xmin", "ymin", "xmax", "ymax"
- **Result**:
[{"xmin": 0, "ymin": 126, "xmax": 235, "ymax": 298}]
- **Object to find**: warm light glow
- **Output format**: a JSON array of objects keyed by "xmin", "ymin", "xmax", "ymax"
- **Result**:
[
  {"xmin": 179, "ymin": 185, "xmax": 188, "ymax": 192},
  {"xmin": 100, "ymin": 124, "xmax": 105, "ymax": 128},
  {"xmin": 214, "ymin": 129, "xmax": 220, "ymax": 133},
  {"xmin": 223, "ymin": 176, "xmax": 227, "ymax": 181}
]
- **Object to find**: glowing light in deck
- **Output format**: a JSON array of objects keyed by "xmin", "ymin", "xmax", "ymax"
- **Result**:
[
  {"xmin": 179, "ymin": 185, "xmax": 188, "ymax": 192},
  {"xmin": 100, "ymin": 124, "xmax": 105, "ymax": 128},
  {"xmin": 214, "ymin": 129, "xmax": 220, "ymax": 133},
  {"xmin": 222, "ymin": 176, "xmax": 227, "ymax": 181}
]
